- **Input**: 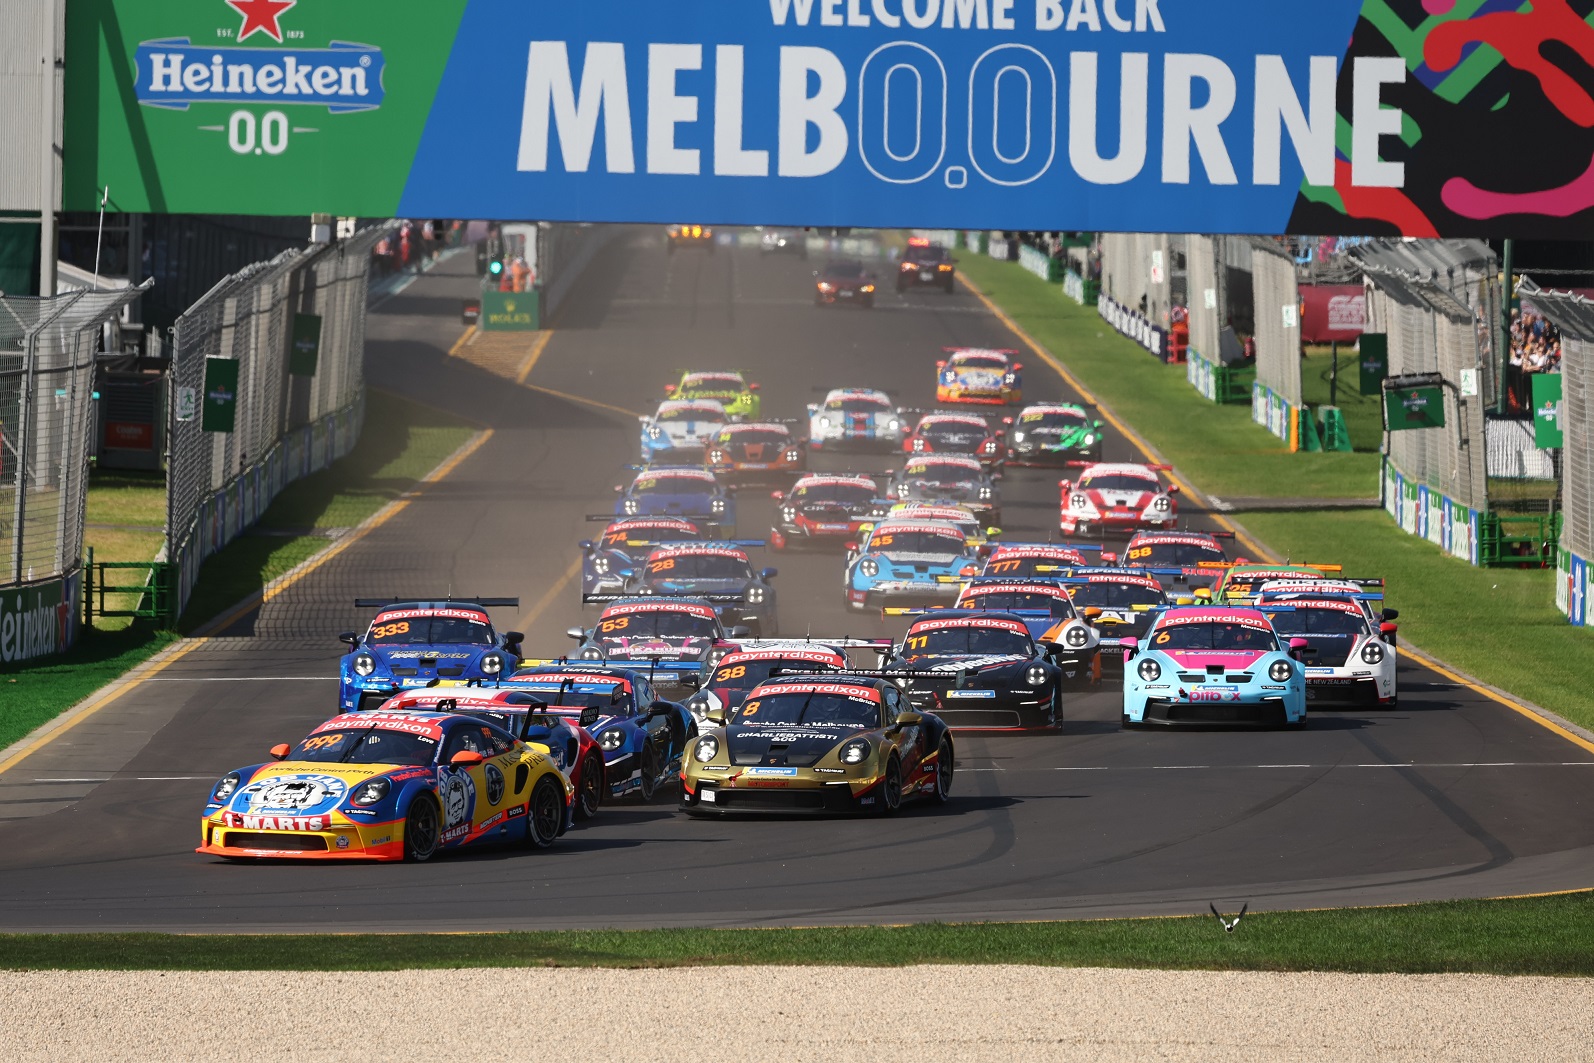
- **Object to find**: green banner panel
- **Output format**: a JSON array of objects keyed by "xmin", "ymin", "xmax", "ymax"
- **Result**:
[
  {"xmin": 480, "ymin": 288, "xmax": 539, "ymax": 331},
  {"xmin": 1359, "ymin": 334, "xmax": 1388, "ymax": 396},
  {"xmin": 1385, "ymin": 385, "xmax": 1446, "ymax": 431},
  {"xmin": 1533, "ymin": 372, "xmax": 1563, "ymax": 449},
  {"xmin": 201, "ymin": 357, "xmax": 239, "ymax": 433},
  {"xmin": 289, "ymin": 312, "xmax": 322, "ymax": 377}
]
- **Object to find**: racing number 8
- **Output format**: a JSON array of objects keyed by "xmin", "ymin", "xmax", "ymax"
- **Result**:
[
  {"xmin": 714, "ymin": 665, "xmax": 746, "ymax": 682},
  {"xmin": 600, "ymin": 617, "xmax": 630, "ymax": 633},
  {"xmin": 372, "ymin": 621, "xmax": 410, "ymax": 639}
]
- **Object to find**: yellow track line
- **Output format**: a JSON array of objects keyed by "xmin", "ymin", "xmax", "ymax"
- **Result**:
[
  {"xmin": 522, "ymin": 381, "xmax": 641, "ymax": 419},
  {"xmin": 515, "ymin": 556, "xmax": 583, "ymax": 633},
  {"xmin": 515, "ymin": 331, "xmax": 554, "ymax": 384},
  {"xmin": 446, "ymin": 324, "xmax": 477, "ymax": 358}
]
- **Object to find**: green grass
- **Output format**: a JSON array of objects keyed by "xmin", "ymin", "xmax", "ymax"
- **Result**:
[
  {"xmin": 1300, "ymin": 344, "xmax": 1384, "ymax": 452},
  {"xmin": 0, "ymin": 892, "xmax": 1589, "ymax": 972},
  {"xmin": 83, "ymin": 469, "xmax": 169, "ymax": 633},
  {"xmin": 84, "ymin": 469, "xmax": 166, "ymax": 528},
  {"xmin": 177, "ymin": 390, "xmax": 474, "ymax": 632},
  {"xmin": 0, "ymin": 628, "xmax": 178, "ymax": 750},
  {"xmin": 959, "ymin": 256, "xmax": 1381, "ymax": 498}
]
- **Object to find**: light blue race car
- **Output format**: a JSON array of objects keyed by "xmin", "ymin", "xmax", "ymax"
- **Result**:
[
  {"xmin": 1120, "ymin": 606, "xmax": 1308, "ymax": 729},
  {"xmin": 844, "ymin": 517, "xmax": 980, "ymax": 612}
]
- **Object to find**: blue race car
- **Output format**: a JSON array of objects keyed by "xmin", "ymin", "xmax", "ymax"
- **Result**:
[
  {"xmin": 337, "ymin": 598, "xmax": 523, "ymax": 713},
  {"xmin": 1120, "ymin": 606, "xmax": 1308, "ymax": 728},
  {"xmin": 498, "ymin": 666, "xmax": 697, "ymax": 801},
  {"xmin": 844, "ymin": 517, "xmax": 980, "ymax": 612},
  {"xmin": 638, "ymin": 399, "xmax": 727, "ymax": 462},
  {"xmin": 579, "ymin": 516, "xmax": 708, "ymax": 597},
  {"xmin": 614, "ymin": 465, "xmax": 735, "ymax": 532}
]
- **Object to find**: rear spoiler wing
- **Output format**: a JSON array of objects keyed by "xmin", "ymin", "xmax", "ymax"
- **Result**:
[
  {"xmin": 353, "ymin": 597, "xmax": 519, "ymax": 608},
  {"xmin": 581, "ymin": 593, "xmax": 750, "ymax": 605},
  {"xmin": 768, "ymin": 666, "xmax": 985, "ymax": 687}
]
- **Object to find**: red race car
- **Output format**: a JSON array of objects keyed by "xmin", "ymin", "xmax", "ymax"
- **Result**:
[
  {"xmin": 770, "ymin": 473, "xmax": 891, "ymax": 551},
  {"xmin": 1058, "ymin": 462, "xmax": 1179, "ymax": 537},
  {"xmin": 902, "ymin": 411, "xmax": 1007, "ymax": 470},
  {"xmin": 707, "ymin": 422, "xmax": 805, "ymax": 485}
]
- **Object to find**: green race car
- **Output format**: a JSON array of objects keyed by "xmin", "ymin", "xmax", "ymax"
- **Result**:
[
  {"xmin": 666, "ymin": 371, "xmax": 761, "ymax": 421},
  {"xmin": 1005, "ymin": 402, "xmax": 1104, "ymax": 466}
]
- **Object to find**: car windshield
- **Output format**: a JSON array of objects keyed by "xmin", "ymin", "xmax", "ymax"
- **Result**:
[
  {"xmin": 961, "ymin": 592, "xmax": 1071, "ymax": 614},
  {"xmin": 824, "ymin": 261, "xmax": 867, "ymax": 278},
  {"xmin": 907, "ymin": 245, "xmax": 948, "ymax": 262},
  {"xmin": 1152, "ymin": 622, "xmax": 1278, "ymax": 651},
  {"xmin": 1066, "ymin": 582, "xmax": 1166, "ymax": 610},
  {"xmin": 289, "ymin": 727, "xmax": 437, "ymax": 766},
  {"xmin": 719, "ymin": 429, "xmax": 787, "ymax": 446},
  {"xmin": 904, "ymin": 626, "xmax": 1032, "ymax": 656},
  {"xmin": 903, "ymin": 464, "xmax": 978, "ymax": 487},
  {"xmin": 598, "ymin": 612, "xmax": 718, "ymax": 639},
  {"xmin": 825, "ymin": 397, "xmax": 891, "ymax": 413},
  {"xmin": 1081, "ymin": 474, "xmax": 1159, "ymax": 492},
  {"xmin": 953, "ymin": 355, "xmax": 1007, "ymax": 370},
  {"xmin": 505, "ymin": 679, "xmax": 634, "ymax": 713},
  {"xmin": 710, "ymin": 658, "xmax": 836, "ymax": 694},
  {"xmin": 793, "ymin": 482, "xmax": 876, "ymax": 504},
  {"xmin": 1127, "ymin": 542, "xmax": 1226, "ymax": 567},
  {"xmin": 601, "ymin": 525, "xmax": 702, "ymax": 550},
  {"xmin": 732, "ymin": 690, "xmax": 879, "ymax": 728},
  {"xmin": 1019, "ymin": 410, "xmax": 1087, "ymax": 430},
  {"xmin": 869, "ymin": 530, "xmax": 967, "ymax": 555},
  {"xmin": 632, "ymin": 475, "xmax": 710, "ymax": 496},
  {"xmin": 644, "ymin": 554, "xmax": 753, "ymax": 580},
  {"xmin": 685, "ymin": 376, "xmax": 742, "ymax": 392},
  {"xmin": 367, "ymin": 616, "xmax": 494, "ymax": 645},
  {"xmin": 1264, "ymin": 608, "xmax": 1369, "ymax": 636},
  {"xmin": 984, "ymin": 554, "xmax": 1086, "ymax": 577},
  {"xmin": 657, "ymin": 408, "xmax": 723, "ymax": 423},
  {"xmin": 921, "ymin": 421, "xmax": 986, "ymax": 441}
]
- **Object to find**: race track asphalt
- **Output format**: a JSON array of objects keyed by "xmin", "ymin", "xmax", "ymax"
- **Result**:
[{"xmin": 2, "ymin": 230, "xmax": 1592, "ymax": 932}]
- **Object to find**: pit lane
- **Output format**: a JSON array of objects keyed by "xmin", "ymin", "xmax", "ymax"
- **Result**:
[{"xmin": 1, "ymin": 231, "xmax": 1592, "ymax": 931}]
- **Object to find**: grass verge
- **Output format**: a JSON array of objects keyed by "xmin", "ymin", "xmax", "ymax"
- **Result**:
[
  {"xmin": 177, "ymin": 389, "xmax": 474, "ymax": 631},
  {"xmin": 958, "ymin": 255, "xmax": 1594, "ymax": 733},
  {"xmin": 83, "ymin": 468, "xmax": 168, "ymax": 632},
  {"xmin": 0, "ymin": 893, "xmax": 1589, "ymax": 972}
]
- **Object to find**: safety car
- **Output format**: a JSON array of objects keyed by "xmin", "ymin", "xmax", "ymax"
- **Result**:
[
  {"xmin": 706, "ymin": 422, "xmax": 804, "ymax": 485},
  {"xmin": 580, "ymin": 516, "xmax": 707, "ymax": 597},
  {"xmin": 981, "ymin": 542, "xmax": 1104, "ymax": 578},
  {"xmin": 619, "ymin": 542, "xmax": 779, "ymax": 636},
  {"xmin": 1121, "ymin": 607, "xmax": 1308, "ymax": 728},
  {"xmin": 1120, "ymin": 530, "xmax": 1235, "ymax": 593},
  {"xmin": 1254, "ymin": 581, "xmax": 1399, "ymax": 708},
  {"xmin": 198, "ymin": 710, "xmax": 571, "ymax": 862},
  {"xmin": 1058, "ymin": 461, "xmax": 1178, "ymax": 536},
  {"xmin": 844, "ymin": 518, "xmax": 980, "ymax": 611},
  {"xmin": 666, "ymin": 370, "xmax": 760, "ymax": 421},
  {"xmin": 681, "ymin": 674, "xmax": 953, "ymax": 815},
  {"xmin": 613, "ymin": 466, "xmax": 735, "ymax": 531},
  {"xmin": 944, "ymin": 578, "xmax": 1100, "ymax": 684},
  {"xmin": 936, "ymin": 348, "xmax": 1022, "ymax": 406},
  {"xmin": 814, "ymin": 260, "xmax": 879, "ymax": 307},
  {"xmin": 806, "ymin": 388, "xmax": 905, "ymax": 451},
  {"xmin": 896, "ymin": 237, "xmax": 957, "ymax": 293},
  {"xmin": 883, "ymin": 612, "xmax": 1066, "ymax": 729},
  {"xmin": 888, "ymin": 454, "xmax": 999, "ymax": 520},
  {"xmin": 901, "ymin": 411, "xmax": 1007, "ymax": 469},
  {"xmin": 667, "ymin": 224, "xmax": 715, "ymax": 251},
  {"xmin": 1048, "ymin": 568, "xmax": 1169, "ymax": 673},
  {"xmin": 770, "ymin": 473, "xmax": 893, "ymax": 550},
  {"xmin": 639, "ymin": 399, "xmax": 728, "ymax": 462},
  {"xmin": 337, "ymin": 598, "xmax": 523, "ymax": 713},
  {"xmin": 1006, "ymin": 403, "xmax": 1105, "ymax": 466}
]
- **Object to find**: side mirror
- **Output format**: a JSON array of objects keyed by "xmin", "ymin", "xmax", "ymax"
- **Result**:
[
  {"xmin": 936, "ymin": 360, "xmax": 947, "ymax": 369},
  {"xmin": 760, "ymin": 567, "xmax": 778, "ymax": 580},
  {"xmin": 1380, "ymin": 622, "xmax": 1399, "ymax": 646},
  {"xmin": 664, "ymin": 384, "xmax": 677, "ymax": 394},
  {"xmin": 1382, "ymin": 608, "xmax": 1400, "ymax": 622},
  {"xmin": 578, "ymin": 539, "xmax": 594, "ymax": 551},
  {"xmin": 647, "ymin": 700, "xmax": 677, "ymax": 719},
  {"xmin": 339, "ymin": 631, "xmax": 359, "ymax": 648},
  {"xmin": 565, "ymin": 626, "xmax": 586, "ymax": 643},
  {"xmin": 728, "ymin": 625, "xmax": 752, "ymax": 639},
  {"xmin": 892, "ymin": 711, "xmax": 923, "ymax": 730},
  {"xmin": 1167, "ymin": 484, "xmax": 1180, "ymax": 494},
  {"xmin": 678, "ymin": 672, "xmax": 701, "ymax": 692},
  {"xmin": 1058, "ymin": 480, "xmax": 1071, "ymax": 491},
  {"xmin": 1001, "ymin": 416, "xmax": 1014, "ymax": 426},
  {"xmin": 705, "ymin": 704, "xmax": 727, "ymax": 725},
  {"xmin": 613, "ymin": 484, "xmax": 624, "ymax": 493},
  {"xmin": 449, "ymin": 750, "xmax": 486, "ymax": 767},
  {"xmin": 770, "ymin": 490, "xmax": 785, "ymax": 501},
  {"xmin": 749, "ymin": 382, "xmax": 760, "ymax": 391},
  {"xmin": 843, "ymin": 541, "xmax": 859, "ymax": 553},
  {"xmin": 985, "ymin": 527, "xmax": 1002, "ymax": 538},
  {"xmin": 1013, "ymin": 362, "xmax": 1024, "ymax": 371},
  {"xmin": 616, "ymin": 568, "xmax": 636, "ymax": 582},
  {"xmin": 269, "ymin": 743, "xmax": 291, "ymax": 761},
  {"xmin": 503, "ymin": 631, "xmax": 524, "ymax": 648},
  {"xmin": 1101, "ymin": 552, "xmax": 1118, "ymax": 564},
  {"xmin": 1120, "ymin": 637, "xmax": 1139, "ymax": 658},
  {"xmin": 1082, "ymin": 607, "xmax": 1103, "ymax": 620},
  {"xmin": 1287, "ymin": 637, "xmax": 1310, "ymax": 661}
]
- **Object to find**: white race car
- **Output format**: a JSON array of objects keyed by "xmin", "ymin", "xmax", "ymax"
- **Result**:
[
  {"xmin": 639, "ymin": 399, "xmax": 727, "ymax": 462},
  {"xmin": 807, "ymin": 388, "xmax": 905, "ymax": 452},
  {"xmin": 1255, "ymin": 582, "xmax": 1399, "ymax": 708}
]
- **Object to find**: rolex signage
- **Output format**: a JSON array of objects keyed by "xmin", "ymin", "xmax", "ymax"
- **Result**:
[{"xmin": 480, "ymin": 289, "xmax": 539, "ymax": 331}]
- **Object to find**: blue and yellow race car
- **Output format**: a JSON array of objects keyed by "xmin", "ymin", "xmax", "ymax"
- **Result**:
[
  {"xmin": 337, "ymin": 598, "xmax": 523, "ymax": 713},
  {"xmin": 613, "ymin": 466, "xmax": 736, "ymax": 532},
  {"xmin": 936, "ymin": 347, "xmax": 1022, "ymax": 406},
  {"xmin": 1120, "ymin": 606, "xmax": 1308, "ymax": 728}
]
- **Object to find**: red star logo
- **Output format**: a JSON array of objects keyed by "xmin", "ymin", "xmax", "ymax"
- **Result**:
[{"xmin": 226, "ymin": 0, "xmax": 296, "ymax": 43}]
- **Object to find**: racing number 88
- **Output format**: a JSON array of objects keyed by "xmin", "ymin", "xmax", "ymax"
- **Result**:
[
  {"xmin": 1128, "ymin": 547, "xmax": 1152, "ymax": 560},
  {"xmin": 372, "ymin": 621, "xmax": 410, "ymax": 638},
  {"xmin": 599, "ymin": 617, "xmax": 630, "ymax": 633}
]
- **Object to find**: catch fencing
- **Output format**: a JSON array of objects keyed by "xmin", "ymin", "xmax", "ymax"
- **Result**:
[
  {"xmin": 1098, "ymin": 232, "xmax": 1175, "ymax": 362},
  {"xmin": 1248, "ymin": 238, "xmax": 1303, "ymax": 445},
  {"xmin": 165, "ymin": 226, "xmax": 387, "ymax": 623}
]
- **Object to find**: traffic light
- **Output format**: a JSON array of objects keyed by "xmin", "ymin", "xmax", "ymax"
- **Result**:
[{"xmin": 488, "ymin": 259, "xmax": 503, "ymax": 277}]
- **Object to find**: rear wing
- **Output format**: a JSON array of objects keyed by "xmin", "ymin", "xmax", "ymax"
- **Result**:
[
  {"xmin": 581, "ymin": 593, "xmax": 750, "ymax": 605},
  {"xmin": 767, "ymin": 666, "xmax": 983, "ymax": 687},
  {"xmin": 353, "ymin": 597, "xmax": 518, "ymax": 608}
]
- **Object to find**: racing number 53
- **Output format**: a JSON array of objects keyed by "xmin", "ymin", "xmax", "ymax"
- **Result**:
[{"xmin": 599, "ymin": 616, "xmax": 631, "ymax": 634}]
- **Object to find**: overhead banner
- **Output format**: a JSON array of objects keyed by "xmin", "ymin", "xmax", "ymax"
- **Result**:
[{"xmin": 62, "ymin": 0, "xmax": 1594, "ymax": 237}]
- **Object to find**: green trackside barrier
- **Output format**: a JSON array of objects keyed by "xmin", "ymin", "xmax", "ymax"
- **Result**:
[
  {"xmin": 1319, "ymin": 406, "xmax": 1353, "ymax": 452},
  {"xmin": 83, "ymin": 547, "xmax": 178, "ymax": 628},
  {"xmin": 1478, "ymin": 511, "xmax": 1561, "ymax": 568},
  {"xmin": 479, "ymin": 286, "xmax": 540, "ymax": 330},
  {"xmin": 1299, "ymin": 406, "xmax": 1324, "ymax": 451}
]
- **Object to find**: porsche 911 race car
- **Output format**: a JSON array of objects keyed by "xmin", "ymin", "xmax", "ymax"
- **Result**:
[
  {"xmin": 337, "ymin": 598, "xmax": 523, "ymax": 713},
  {"xmin": 198, "ymin": 710, "xmax": 572, "ymax": 862},
  {"xmin": 814, "ymin": 260, "xmax": 878, "ymax": 307},
  {"xmin": 580, "ymin": 516, "xmax": 706, "ymax": 597},
  {"xmin": 639, "ymin": 399, "xmax": 728, "ymax": 462},
  {"xmin": 1204, "ymin": 563, "xmax": 1345, "ymax": 604},
  {"xmin": 680, "ymin": 674, "xmax": 953, "ymax": 815},
  {"xmin": 498, "ymin": 665, "xmax": 697, "ymax": 801},
  {"xmin": 884, "ymin": 612, "xmax": 1065, "ymax": 729},
  {"xmin": 1253, "ymin": 581, "xmax": 1399, "ymax": 708},
  {"xmin": 1247, "ymin": 578, "xmax": 1393, "ymax": 625},
  {"xmin": 666, "ymin": 370, "xmax": 760, "ymax": 421},
  {"xmin": 1058, "ymin": 461, "xmax": 1178, "ymax": 536},
  {"xmin": 1121, "ymin": 607, "xmax": 1308, "ymax": 728},
  {"xmin": 945, "ymin": 578, "xmax": 1100, "ymax": 684},
  {"xmin": 667, "ymin": 224, "xmax": 715, "ymax": 252},
  {"xmin": 618, "ymin": 542, "xmax": 778, "ymax": 635},
  {"xmin": 807, "ymin": 389, "xmax": 905, "ymax": 452},
  {"xmin": 901, "ymin": 411, "xmax": 1006, "ymax": 469},
  {"xmin": 844, "ymin": 518, "xmax": 980, "ymax": 611},
  {"xmin": 707, "ymin": 422, "xmax": 804, "ymax": 485},
  {"xmin": 981, "ymin": 542, "xmax": 1105, "ymax": 578},
  {"xmin": 896, "ymin": 238, "xmax": 957, "ymax": 293},
  {"xmin": 1006, "ymin": 403, "xmax": 1104, "ymax": 466},
  {"xmin": 889, "ymin": 454, "xmax": 999, "ymax": 520},
  {"xmin": 770, "ymin": 473, "xmax": 892, "ymax": 550},
  {"xmin": 1048, "ymin": 568, "xmax": 1168, "ymax": 673},
  {"xmin": 566, "ymin": 598, "xmax": 747, "ymax": 689},
  {"xmin": 936, "ymin": 348, "xmax": 1022, "ymax": 406},
  {"xmin": 613, "ymin": 466, "xmax": 735, "ymax": 531},
  {"xmin": 684, "ymin": 643, "xmax": 849, "ymax": 725},
  {"xmin": 1121, "ymin": 530, "xmax": 1236, "ymax": 593},
  {"xmin": 880, "ymin": 502, "xmax": 999, "ymax": 550}
]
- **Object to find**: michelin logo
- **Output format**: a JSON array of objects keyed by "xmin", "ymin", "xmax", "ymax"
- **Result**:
[{"xmin": 135, "ymin": 40, "xmax": 385, "ymax": 112}]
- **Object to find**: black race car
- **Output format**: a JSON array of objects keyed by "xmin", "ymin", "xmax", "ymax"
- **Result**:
[
  {"xmin": 896, "ymin": 238, "xmax": 957, "ymax": 293},
  {"xmin": 814, "ymin": 260, "xmax": 878, "ymax": 307},
  {"xmin": 580, "ymin": 516, "xmax": 707, "ymax": 597},
  {"xmin": 884, "ymin": 611, "xmax": 1065, "ymax": 730},
  {"xmin": 1052, "ymin": 568, "xmax": 1169, "ymax": 676},
  {"xmin": 620, "ymin": 542, "xmax": 779, "ymax": 636}
]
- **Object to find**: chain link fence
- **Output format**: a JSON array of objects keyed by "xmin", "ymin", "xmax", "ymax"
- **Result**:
[
  {"xmin": 1247, "ymin": 238, "xmax": 1302, "ymax": 444},
  {"xmin": 166, "ymin": 226, "xmax": 387, "ymax": 622},
  {"xmin": 1098, "ymin": 233, "xmax": 1175, "ymax": 361}
]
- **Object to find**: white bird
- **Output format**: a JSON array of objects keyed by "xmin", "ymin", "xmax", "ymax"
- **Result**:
[{"xmin": 1210, "ymin": 902, "xmax": 1247, "ymax": 933}]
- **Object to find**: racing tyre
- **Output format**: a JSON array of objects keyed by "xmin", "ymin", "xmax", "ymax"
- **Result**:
[
  {"xmin": 525, "ymin": 775, "xmax": 564, "ymax": 849},
  {"xmin": 876, "ymin": 756, "xmax": 904, "ymax": 816},
  {"xmin": 402, "ymin": 796, "xmax": 442, "ymax": 863},
  {"xmin": 638, "ymin": 744, "xmax": 663, "ymax": 802},
  {"xmin": 930, "ymin": 739, "xmax": 954, "ymax": 804},
  {"xmin": 575, "ymin": 754, "xmax": 604, "ymax": 820}
]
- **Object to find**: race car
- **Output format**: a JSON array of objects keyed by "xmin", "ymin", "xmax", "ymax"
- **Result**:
[
  {"xmin": 981, "ymin": 542, "xmax": 1105, "ymax": 578},
  {"xmin": 639, "ymin": 399, "xmax": 728, "ymax": 462},
  {"xmin": 370, "ymin": 688, "xmax": 606, "ymax": 821},
  {"xmin": 888, "ymin": 454, "xmax": 1000, "ymax": 520},
  {"xmin": 760, "ymin": 228, "xmax": 807, "ymax": 256},
  {"xmin": 814, "ymin": 260, "xmax": 879, "ymax": 307},
  {"xmin": 1006, "ymin": 403, "xmax": 1104, "ymax": 466},
  {"xmin": 844, "ymin": 518, "xmax": 981, "ymax": 612},
  {"xmin": 580, "ymin": 516, "xmax": 707, "ymax": 597},
  {"xmin": 1254, "ymin": 580, "xmax": 1400, "ymax": 708},
  {"xmin": 667, "ymin": 224, "xmax": 714, "ymax": 251},
  {"xmin": 706, "ymin": 422, "xmax": 804, "ymax": 485},
  {"xmin": 936, "ymin": 348, "xmax": 1022, "ymax": 406},
  {"xmin": 1248, "ymin": 578, "xmax": 1394, "ymax": 625},
  {"xmin": 566, "ymin": 597, "xmax": 747, "ymax": 686},
  {"xmin": 337, "ymin": 598, "xmax": 523, "ymax": 713},
  {"xmin": 1204, "ymin": 563, "xmax": 1345, "ymax": 604},
  {"xmin": 1120, "ymin": 530, "xmax": 1235, "ymax": 593},
  {"xmin": 620, "ymin": 542, "xmax": 778, "ymax": 636},
  {"xmin": 684, "ymin": 643, "xmax": 850, "ymax": 725},
  {"xmin": 770, "ymin": 474, "xmax": 892, "ymax": 551},
  {"xmin": 1121, "ymin": 607, "xmax": 1308, "ymax": 728},
  {"xmin": 879, "ymin": 503, "xmax": 999, "ymax": 552},
  {"xmin": 198, "ymin": 710, "xmax": 571, "ymax": 862},
  {"xmin": 806, "ymin": 388, "xmax": 905, "ymax": 452},
  {"xmin": 945, "ymin": 578, "xmax": 1100, "ymax": 684},
  {"xmin": 666, "ymin": 371, "xmax": 760, "ymax": 421},
  {"xmin": 896, "ymin": 238, "xmax": 957, "ymax": 293},
  {"xmin": 884, "ymin": 612, "xmax": 1066, "ymax": 729},
  {"xmin": 613, "ymin": 466, "xmax": 735, "ymax": 531},
  {"xmin": 680, "ymin": 674, "xmax": 954, "ymax": 815},
  {"xmin": 901, "ymin": 411, "xmax": 1007, "ymax": 469},
  {"xmin": 1048, "ymin": 568, "xmax": 1168, "ymax": 673},
  {"xmin": 498, "ymin": 665, "xmax": 697, "ymax": 801},
  {"xmin": 1058, "ymin": 461, "xmax": 1178, "ymax": 536}
]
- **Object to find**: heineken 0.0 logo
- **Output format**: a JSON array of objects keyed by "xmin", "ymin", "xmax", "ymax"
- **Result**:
[{"xmin": 1402, "ymin": 392, "xmax": 1429, "ymax": 413}]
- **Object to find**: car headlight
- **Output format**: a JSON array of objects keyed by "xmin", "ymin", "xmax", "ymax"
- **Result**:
[
  {"xmin": 978, "ymin": 486, "xmax": 993, "ymax": 500},
  {"xmin": 861, "ymin": 285, "xmax": 875, "ymax": 293},
  {"xmin": 212, "ymin": 771, "xmax": 241, "ymax": 801},
  {"xmin": 1137, "ymin": 659, "xmax": 1161, "ymax": 682},
  {"xmin": 1025, "ymin": 664, "xmax": 1048, "ymax": 686},
  {"xmin": 860, "ymin": 558, "xmax": 879, "ymax": 578},
  {"xmin": 747, "ymin": 585, "xmax": 766, "ymax": 604},
  {"xmin": 982, "ymin": 441, "xmax": 997, "ymax": 454},
  {"xmin": 481, "ymin": 653, "xmax": 503, "ymax": 675},
  {"xmin": 693, "ymin": 735, "xmax": 720, "ymax": 762},
  {"xmin": 1064, "ymin": 625, "xmax": 1089, "ymax": 648},
  {"xmin": 785, "ymin": 449, "xmax": 801, "ymax": 462},
  {"xmin": 839, "ymin": 738, "xmax": 870, "ymax": 764},
  {"xmin": 581, "ymin": 646, "xmax": 605, "ymax": 660},
  {"xmin": 351, "ymin": 778, "xmax": 390, "ymax": 806},
  {"xmin": 1071, "ymin": 493, "xmax": 1089, "ymax": 510},
  {"xmin": 1004, "ymin": 373, "xmax": 1017, "ymax": 384},
  {"xmin": 1269, "ymin": 660, "xmax": 1293, "ymax": 682},
  {"xmin": 711, "ymin": 497, "xmax": 726, "ymax": 514},
  {"xmin": 647, "ymin": 425, "xmax": 663, "ymax": 439},
  {"xmin": 888, "ymin": 419, "xmax": 901, "ymax": 431},
  {"xmin": 599, "ymin": 728, "xmax": 626, "ymax": 751},
  {"xmin": 912, "ymin": 438, "xmax": 926, "ymax": 451},
  {"xmin": 1360, "ymin": 641, "xmax": 1385, "ymax": 665},
  {"xmin": 1083, "ymin": 433, "xmax": 1095, "ymax": 446},
  {"xmin": 623, "ymin": 498, "xmax": 640, "ymax": 515},
  {"xmin": 353, "ymin": 653, "xmax": 376, "ymax": 677},
  {"xmin": 819, "ymin": 416, "xmax": 831, "ymax": 429},
  {"xmin": 709, "ymin": 449, "xmax": 727, "ymax": 463},
  {"xmin": 1152, "ymin": 496, "xmax": 1171, "ymax": 511},
  {"xmin": 1013, "ymin": 431, "xmax": 1026, "ymax": 443},
  {"xmin": 781, "ymin": 506, "xmax": 797, "ymax": 522},
  {"xmin": 593, "ymin": 556, "xmax": 611, "ymax": 574}
]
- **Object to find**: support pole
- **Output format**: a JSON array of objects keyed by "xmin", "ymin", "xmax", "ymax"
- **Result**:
[
  {"xmin": 1330, "ymin": 340, "xmax": 1339, "ymax": 408},
  {"xmin": 1500, "ymin": 238, "xmax": 1514, "ymax": 414}
]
